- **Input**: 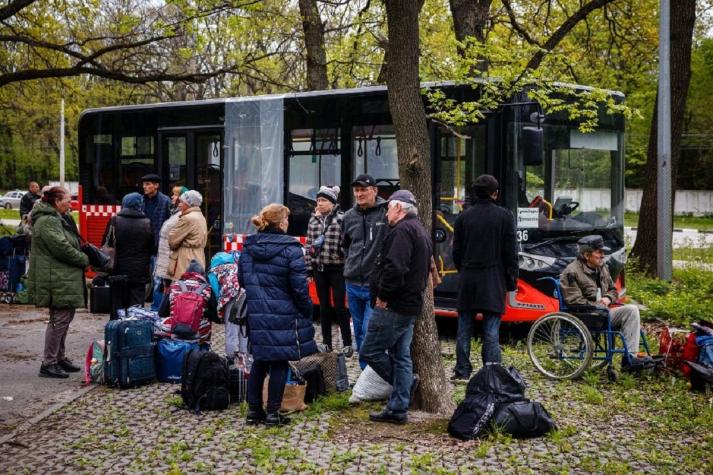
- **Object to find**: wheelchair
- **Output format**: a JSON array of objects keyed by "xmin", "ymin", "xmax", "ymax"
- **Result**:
[{"xmin": 526, "ymin": 277, "xmax": 651, "ymax": 381}]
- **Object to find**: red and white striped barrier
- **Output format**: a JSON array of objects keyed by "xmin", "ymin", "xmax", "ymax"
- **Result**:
[
  {"xmin": 224, "ymin": 234, "xmax": 307, "ymax": 252},
  {"xmin": 82, "ymin": 204, "xmax": 121, "ymax": 217}
]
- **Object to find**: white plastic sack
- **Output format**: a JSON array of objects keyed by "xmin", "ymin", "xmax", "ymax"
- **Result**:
[{"xmin": 349, "ymin": 365, "xmax": 393, "ymax": 403}]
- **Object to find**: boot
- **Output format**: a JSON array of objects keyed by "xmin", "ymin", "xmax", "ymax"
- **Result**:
[
  {"xmin": 59, "ymin": 358, "xmax": 81, "ymax": 373},
  {"xmin": 39, "ymin": 364, "xmax": 69, "ymax": 379},
  {"xmin": 245, "ymin": 408, "xmax": 267, "ymax": 425},
  {"xmin": 265, "ymin": 412, "xmax": 291, "ymax": 426}
]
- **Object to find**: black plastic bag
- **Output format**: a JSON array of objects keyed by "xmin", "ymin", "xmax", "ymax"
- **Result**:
[
  {"xmin": 466, "ymin": 364, "xmax": 526, "ymax": 401},
  {"xmin": 448, "ymin": 393, "xmax": 499, "ymax": 440},
  {"xmin": 492, "ymin": 400, "xmax": 557, "ymax": 438}
]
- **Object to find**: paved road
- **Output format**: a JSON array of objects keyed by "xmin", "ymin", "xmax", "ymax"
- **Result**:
[{"xmin": 0, "ymin": 305, "xmax": 105, "ymax": 436}]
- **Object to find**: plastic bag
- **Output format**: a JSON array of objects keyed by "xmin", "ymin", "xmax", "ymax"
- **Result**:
[{"xmin": 349, "ymin": 365, "xmax": 392, "ymax": 403}]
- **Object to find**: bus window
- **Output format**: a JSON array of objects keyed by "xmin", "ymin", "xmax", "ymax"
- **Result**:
[
  {"xmin": 164, "ymin": 136, "xmax": 187, "ymax": 184},
  {"xmin": 83, "ymin": 134, "xmax": 116, "ymax": 202},
  {"xmin": 518, "ymin": 125, "xmax": 624, "ymax": 232},
  {"xmin": 287, "ymin": 128, "xmax": 341, "ymax": 235},
  {"xmin": 352, "ymin": 125, "xmax": 398, "ymax": 199},
  {"xmin": 118, "ymin": 136, "xmax": 155, "ymax": 196}
]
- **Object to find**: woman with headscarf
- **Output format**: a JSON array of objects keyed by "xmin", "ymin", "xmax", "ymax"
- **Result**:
[
  {"xmin": 154, "ymin": 186, "xmax": 189, "ymax": 284},
  {"xmin": 102, "ymin": 192, "xmax": 155, "ymax": 315},
  {"xmin": 168, "ymin": 190, "xmax": 207, "ymax": 280},
  {"xmin": 29, "ymin": 187, "xmax": 89, "ymax": 378}
]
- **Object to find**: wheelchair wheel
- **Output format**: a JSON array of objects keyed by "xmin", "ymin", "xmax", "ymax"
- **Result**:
[{"xmin": 527, "ymin": 312, "xmax": 594, "ymax": 380}]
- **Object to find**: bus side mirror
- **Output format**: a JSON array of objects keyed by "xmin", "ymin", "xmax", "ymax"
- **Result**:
[{"xmin": 522, "ymin": 126, "xmax": 544, "ymax": 166}]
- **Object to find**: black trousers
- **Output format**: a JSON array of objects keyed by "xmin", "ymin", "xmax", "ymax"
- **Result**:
[
  {"xmin": 109, "ymin": 276, "xmax": 146, "ymax": 320},
  {"xmin": 247, "ymin": 360, "xmax": 289, "ymax": 413},
  {"xmin": 314, "ymin": 265, "xmax": 352, "ymax": 347}
]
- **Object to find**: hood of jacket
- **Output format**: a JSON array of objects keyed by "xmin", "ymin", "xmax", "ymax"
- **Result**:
[
  {"xmin": 351, "ymin": 196, "xmax": 387, "ymax": 214},
  {"xmin": 117, "ymin": 208, "xmax": 147, "ymax": 219},
  {"xmin": 31, "ymin": 201, "xmax": 60, "ymax": 225},
  {"xmin": 244, "ymin": 231, "xmax": 302, "ymax": 261}
]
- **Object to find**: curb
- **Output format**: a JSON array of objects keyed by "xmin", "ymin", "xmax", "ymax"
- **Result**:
[{"xmin": 0, "ymin": 384, "xmax": 97, "ymax": 447}]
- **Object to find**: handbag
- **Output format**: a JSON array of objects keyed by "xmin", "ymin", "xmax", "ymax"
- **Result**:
[
  {"xmin": 492, "ymin": 400, "xmax": 556, "ymax": 438},
  {"xmin": 100, "ymin": 217, "xmax": 116, "ymax": 272},
  {"xmin": 81, "ymin": 241, "xmax": 111, "ymax": 271}
]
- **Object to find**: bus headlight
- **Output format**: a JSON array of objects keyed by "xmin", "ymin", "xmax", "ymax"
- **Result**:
[{"xmin": 518, "ymin": 252, "xmax": 557, "ymax": 271}]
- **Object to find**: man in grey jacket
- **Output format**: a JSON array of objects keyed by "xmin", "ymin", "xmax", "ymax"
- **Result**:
[{"xmin": 341, "ymin": 174, "xmax": 388, "ymax": 369}]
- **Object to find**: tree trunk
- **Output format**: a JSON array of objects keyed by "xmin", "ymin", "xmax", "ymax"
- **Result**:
[
  {"xmin": 630, "ymin": 0, "xmax": 696, "ymax": 276},
  {"xmin": 384, "ymin": 0, "xmax": 453, "ymax": 415},
  {"xmin": 449, "ymin": 0, "xmax": 490, "ymax": 71},
  {"xmin": 298, "ymin": 0, "xmax": 328, "ymax": 91}
]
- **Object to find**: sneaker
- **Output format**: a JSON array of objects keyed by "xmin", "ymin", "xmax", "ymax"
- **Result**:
[
  {"xmin": 369, "ymin": 408, "xmax": 407, "ymax": 425},
  {"xmin": 245, "ymin": 408, "xmax": 267, "ymax": 425},
  {"xmin": 58, "ymin": 358, "xmax": 81, "ymax": 373},
  {"xmin": 265, "ymin": 412, "xmax": 291, "ymax": 426},
  {"xmin": 317, "ymin": 343, "xmax": 332, "ymax": 353},
  {"xmin": 621, "ymin": 355, "xmax": 655, "ymax": 373},
  {"xmin": 342, "ymin": 345, "xmax": 354, "ymax": 358},
  {"xmin": 39, "ymin": 364, "xmax": 69, "ymax": 379}
]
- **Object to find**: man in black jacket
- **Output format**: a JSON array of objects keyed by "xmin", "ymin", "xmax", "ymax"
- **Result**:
[
  {"xmin": 452, "ymin": 175, "xmax": 518, "ymax": 380},
  {"xmin": 20, "ymin": 181, "xmax": 41, "ymax": 218},
  {"xmin": 361, "ymin": 190, "xmax": 432, "ymax": 424}
]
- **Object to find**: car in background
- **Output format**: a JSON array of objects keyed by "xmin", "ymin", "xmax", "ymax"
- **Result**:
[{"xmin": 0, "ymin": 190, "xmax": 25, "ymax": 209}]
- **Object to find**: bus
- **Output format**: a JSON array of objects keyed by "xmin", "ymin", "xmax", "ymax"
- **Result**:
[{"xmin": 77, "ymin": 81, "xmax": 626, "ymax": 321}]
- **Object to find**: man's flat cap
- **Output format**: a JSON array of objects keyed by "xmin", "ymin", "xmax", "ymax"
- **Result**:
[{"xmin": 577, "ymin": 235, "xmax": 610, "ymax": 252}]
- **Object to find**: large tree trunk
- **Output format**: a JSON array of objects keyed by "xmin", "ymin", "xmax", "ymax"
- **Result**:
[
  {"xmin": 630, "ymin": 0, "xmax": 696, "ymax": 276},
  {"xmin": 449, "ymin": 0, "xmax": 490, "ymax": 71},
  {"xmin": 384, "ymin": 0, "xmax": 453, "ymax": 414},
  {"xmin": 298, "ymin": 0, "xmax": 328, "ymax": 91}
]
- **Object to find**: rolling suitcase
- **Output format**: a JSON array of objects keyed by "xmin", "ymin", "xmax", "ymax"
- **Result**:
[
  {"xmin": 90, "ymin": 285, "xmax": 112, "ymax": 314},
  {"xmin": 104, "ymin": 319, "xmax": 155, "ymax": 388}
]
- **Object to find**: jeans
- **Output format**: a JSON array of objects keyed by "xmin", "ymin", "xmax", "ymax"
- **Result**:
[
  {"xmin": 247, "ymin": 360, "xmax": 289, "ymax": 413},
  {"xmin": 345, "ymin": 282, "xmax": 373, "ymax": 370},
  {"xmin": 360, "ymin": 307, "xmax": 416, "ymax": 414},
  {"xmin": 150, "ymin": 256, "xmax": 163, "ymax": 312},
  {"xmin": 314, "ymin": 266, "xmax": 351, "ymax": 348},
  {"xmin": 455, "ymin": 311, "xmax": 502, "ymax": 377}
]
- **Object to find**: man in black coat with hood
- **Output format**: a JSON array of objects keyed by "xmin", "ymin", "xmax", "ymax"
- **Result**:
[{"xmin": 452, "ymin": 175, "xmax": 518, "ymax": 380}]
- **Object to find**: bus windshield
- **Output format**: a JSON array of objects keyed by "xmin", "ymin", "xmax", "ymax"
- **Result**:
[{"xmin": 514, "ymin": 124, "xmax": 624, "ymax": 233}]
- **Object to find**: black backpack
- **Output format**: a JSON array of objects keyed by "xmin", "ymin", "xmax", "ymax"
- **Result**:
[
  {"xmin": 492, "ymin": 400, "xmax": 557, "ymax": 438},
  {"xmin": 181, "ymin": 349, "xmax": 230, "ymax": 413}
]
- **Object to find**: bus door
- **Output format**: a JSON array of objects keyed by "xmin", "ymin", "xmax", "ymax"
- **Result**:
[
  {"xmin": 433, "ymin": 125, "xmax": 486, "ymax": 300},
  {"xmin": 159, "ymin": 129, "xmax": 223, "ymax": 260}
]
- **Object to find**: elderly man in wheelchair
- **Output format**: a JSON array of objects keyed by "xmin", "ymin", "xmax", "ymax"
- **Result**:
[
  {"xmin": 527, "ymin": 235, "xmax": 655, "ymax": 380},
  {"xmin": 560, "ymin": 235, "xmax": 654, "ymax": 371}
]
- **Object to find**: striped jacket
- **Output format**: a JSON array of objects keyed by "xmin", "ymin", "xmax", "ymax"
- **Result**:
[{"xmin": 305, "ymin": 207, "xmax": 344, "ymax": 273}]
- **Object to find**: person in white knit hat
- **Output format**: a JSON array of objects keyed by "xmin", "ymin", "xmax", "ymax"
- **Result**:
[
  {"xmin": 168, "ymin": 190, "xmax": 207, "ymax": 279},
  {"xmin": 305, "ymin": 185, "xmax": 353, "ymax": 357}
]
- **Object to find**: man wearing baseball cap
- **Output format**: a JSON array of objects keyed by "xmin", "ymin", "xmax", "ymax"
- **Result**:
[
  {"xmin": 560, "ymin": 234, "xmax": 653, "ymax": 371},
  {"xmin": 141, "ymin": 173, "xmax": 172, "ymax": 310},
  {"xmin": 361, "ymin": 189, "xmax": 431, "ymax": 424},
  {"xmin": 341, "ymin": 174, "xmax": 388, "ymax": 369}
]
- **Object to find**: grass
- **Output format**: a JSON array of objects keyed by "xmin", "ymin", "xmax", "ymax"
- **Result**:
[
  {"xmin": 624, "ymin": 211, "xmax": 713, "ymax": 230},
  {"xmin": 673, "ymin": 246, "xmax": 713, "ymax": 264},
  {"xmin": 627, "ymin": 262, "xmax": 713, "ymax": 326}
]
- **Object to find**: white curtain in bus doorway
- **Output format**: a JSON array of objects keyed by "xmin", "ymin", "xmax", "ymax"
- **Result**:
[{"xmin": 224, "ymin": 98, "xmax": 285, "ymax": 234}]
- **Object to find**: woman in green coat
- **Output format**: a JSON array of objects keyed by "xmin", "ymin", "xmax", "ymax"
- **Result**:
[{"xmin": 28, "ymin": 187, "xmax": 89, "ymax": 379}]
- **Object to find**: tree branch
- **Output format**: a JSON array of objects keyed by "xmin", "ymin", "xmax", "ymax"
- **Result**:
[{"xmin": 0, "ymin": 0, "xmax": 36, "ymax": 22}]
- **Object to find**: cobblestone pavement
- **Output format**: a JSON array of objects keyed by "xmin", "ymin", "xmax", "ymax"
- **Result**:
[{"xmin": 1, "ymin": 322, "xmax": 711, "ymax": 474}]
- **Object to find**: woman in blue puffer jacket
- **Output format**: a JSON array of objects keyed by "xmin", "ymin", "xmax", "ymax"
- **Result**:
[{"xmin": 238, "ymin": 203, "xmax": 316, "ymax": 426}]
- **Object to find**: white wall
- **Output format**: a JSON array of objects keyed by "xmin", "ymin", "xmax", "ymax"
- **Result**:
[{"xmin": 558, "ymin": 188, "xmax": 713, "ymax": 215}]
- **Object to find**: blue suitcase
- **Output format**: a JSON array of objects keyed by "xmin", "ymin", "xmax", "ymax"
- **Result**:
[
  {"xmin": 156, "ymin": 339, "xmax": 199, "ymax": 383},
  {"xmin": 104, "ymin": 320, "xmax": 155, "ymax": 388}
]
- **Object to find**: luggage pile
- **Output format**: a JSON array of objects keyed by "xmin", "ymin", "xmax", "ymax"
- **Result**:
[
  {"xmin": 658, "ymin": 320, "xmax": 713, "ymax": 391},
  {"xmin": 448, "ymin": 364, "xmax": 556, "ymax": 440}
]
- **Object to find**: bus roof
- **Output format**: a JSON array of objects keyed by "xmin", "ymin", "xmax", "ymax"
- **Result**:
[{"xmin": 78, "ymin": 80, "xmax": 624, "ymax": 118}]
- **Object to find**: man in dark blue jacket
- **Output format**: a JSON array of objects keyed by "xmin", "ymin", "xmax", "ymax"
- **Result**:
[
  {"xmin": 141, "ymin": 173, "xmax": 172, "ymax": 311},
  {"xmin": 361, "ymin": 190, "xmax": 432, "ymax": 424},
  {"xmin": 452, "ymin": 175, "xmax": 518, "ymax": 381}
]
